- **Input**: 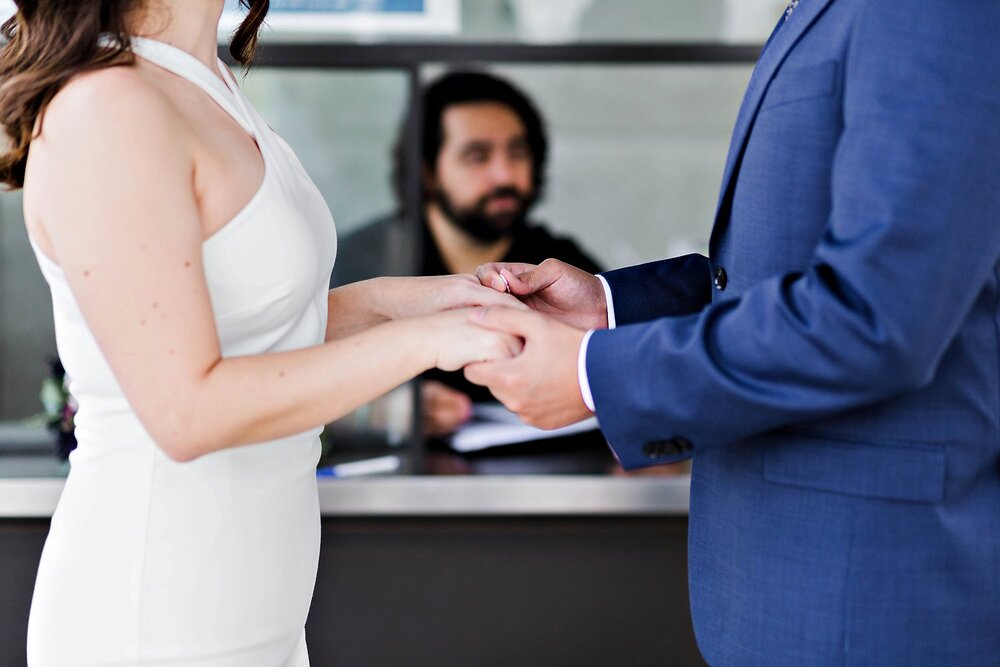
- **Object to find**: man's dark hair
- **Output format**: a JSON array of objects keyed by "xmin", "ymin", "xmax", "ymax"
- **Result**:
[{"xmin": 392, "ymin": 70, "xmax": 549, "ymax": 211}]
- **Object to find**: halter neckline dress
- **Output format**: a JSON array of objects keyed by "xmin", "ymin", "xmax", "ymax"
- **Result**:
[{"xmin": 26, "ymin": 37, "xmax": 337, "ymax": 666}]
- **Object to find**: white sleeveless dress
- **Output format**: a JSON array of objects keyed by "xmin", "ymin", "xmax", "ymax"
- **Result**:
[{"xmin": 26, "ymin": 38, "xmax": 337, "ymax": 666}]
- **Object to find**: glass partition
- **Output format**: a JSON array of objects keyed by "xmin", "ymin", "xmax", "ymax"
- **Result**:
[
  {"xmin": 240, "ymin": 69, "xmax": 410, "ymax": 236},
  {"xmin": 0, "ymin": 0, "xmax": 776, "ymax": 472}
]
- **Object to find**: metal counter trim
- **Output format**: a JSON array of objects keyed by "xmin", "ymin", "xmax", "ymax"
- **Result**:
[{"xmin": 0, "ymin": 475, "xmax": 691, "ymax": 518}]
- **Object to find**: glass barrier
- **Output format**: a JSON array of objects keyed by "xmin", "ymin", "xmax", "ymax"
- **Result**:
[{"xmin": 0, "ymin": 7, "xmax": 766, "ymax": 471}]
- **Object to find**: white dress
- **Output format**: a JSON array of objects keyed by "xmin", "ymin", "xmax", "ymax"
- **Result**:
[{"xmin": 26, "ymin": 38, "xmax": 337, "ymax": 666}]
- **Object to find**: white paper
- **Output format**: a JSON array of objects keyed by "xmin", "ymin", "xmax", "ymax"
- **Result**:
[{"xmin": 449, "ymin": 404, "xmax": 599, "ymax": 453}]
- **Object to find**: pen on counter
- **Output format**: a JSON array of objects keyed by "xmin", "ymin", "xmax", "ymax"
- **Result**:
[{"xmin": 316, "ymin": 455, "xmax": 401, "ymax": 479}]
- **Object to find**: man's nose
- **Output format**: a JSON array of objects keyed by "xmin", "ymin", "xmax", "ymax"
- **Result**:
[{"xmin": 488, "ymin": 155, "xmax": 517, "ymax": 184}]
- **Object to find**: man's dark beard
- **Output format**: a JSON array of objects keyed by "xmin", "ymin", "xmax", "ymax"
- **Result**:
[{"xmin": 433, "ymin": 186, "xmax": 535, "ymax": 244}]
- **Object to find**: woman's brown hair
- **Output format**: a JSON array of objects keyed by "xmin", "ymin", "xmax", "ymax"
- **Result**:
[{"xmin": 0, "ymin": 0, "xmax": 270, "ymax": 190}]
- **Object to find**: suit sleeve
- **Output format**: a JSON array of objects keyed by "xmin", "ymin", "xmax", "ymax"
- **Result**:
[
  {"xmin": 600, "ymin": 254, "xmax": 713, "ymax": 326},
  {"xmin": 587, "ymin": 1, "xmax": 1000, "ymax": 469}
]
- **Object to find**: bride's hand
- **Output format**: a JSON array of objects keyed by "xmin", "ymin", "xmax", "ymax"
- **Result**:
[
  {"xmin": 428, "ymin": 308, "xmax": 524, "ymax": 372},
  {"xmin": 382, "ymin": 274, "xmax": 527, "ymax": 320}
]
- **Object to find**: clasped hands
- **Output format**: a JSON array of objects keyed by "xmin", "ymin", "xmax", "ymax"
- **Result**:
[{"xmin": 462, "ymin": 259, "xmax": 609, "ymax": 429}]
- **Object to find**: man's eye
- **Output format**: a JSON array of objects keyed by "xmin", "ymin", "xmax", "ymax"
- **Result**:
[
  {"xmin": 509, "ymin": 145, "xmax": 531, "ymax": 161},
  {"xmin": 463, "ymin": 150, "xmax": 489, "ymax": 164}
]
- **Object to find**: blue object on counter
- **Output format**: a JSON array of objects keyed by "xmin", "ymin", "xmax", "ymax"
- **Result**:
[{"xmin": 317, "ymin": 455, "xmax": 401, "ymax": 478}]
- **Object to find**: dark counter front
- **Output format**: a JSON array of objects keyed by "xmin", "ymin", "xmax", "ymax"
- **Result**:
[{"xmin": 308, "ymin": 514, "xmax": 699, "ymax": 666}]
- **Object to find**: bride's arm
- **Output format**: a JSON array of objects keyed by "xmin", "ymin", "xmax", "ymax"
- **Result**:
[
  {"xmin": 25, "ymin": 68, "xmax": 517, "ymax": 462},
  {"xmin": 325, "ymin": 275, "xmax": 522, "ymax": 340}
]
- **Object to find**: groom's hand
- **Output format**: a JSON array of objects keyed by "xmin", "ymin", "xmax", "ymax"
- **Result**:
[
  {"xmin": 464, "ymin": 307, "xmax": 592, "ymax": 429},
  {"xmin": 475, "ymin": 258, "xmax": 608, "ymax": 331}
]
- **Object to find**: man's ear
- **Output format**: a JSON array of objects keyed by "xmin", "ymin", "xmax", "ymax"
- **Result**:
[{"xmin": 420, "ymin": 165, "xmax": 437, "ymax": 199}]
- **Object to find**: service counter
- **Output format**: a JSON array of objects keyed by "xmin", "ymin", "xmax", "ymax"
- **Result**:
[
  {"xmin": 0, "ymin": 467, "xmax": 691, "ymax": 519},
  {"xmin": 0, "ymin": 437, "xmax": 704, "ymax": 666}
]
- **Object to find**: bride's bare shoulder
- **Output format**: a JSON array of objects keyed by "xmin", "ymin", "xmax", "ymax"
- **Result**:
[
  {"xmin": 24, "ymin": 64, "xmax": 193, "ymax": 226},
  {"xmin": 38, "ymin": 64, "xmax": 183, "ymax": 147}
]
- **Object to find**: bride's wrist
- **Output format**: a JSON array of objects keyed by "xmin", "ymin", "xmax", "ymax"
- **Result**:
[
  {"xmin": 387, "ymin": 276, "xmax": 444, "ymax": 320},
  {"xmin": 367, "ymin": 276, "xmax": 446, "ymax": 322},
  {"xmin": 405, "ymin": 313, "xmax": 441, "ymax": 370},
  {"xmin": 368, "ymin": 276, "xmax": 406, "ymax": 321}
]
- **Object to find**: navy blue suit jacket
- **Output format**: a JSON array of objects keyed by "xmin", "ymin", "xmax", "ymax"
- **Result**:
[{"xmin": 586, "ymin": 0, "xmax": 1000, "ymax": 663}]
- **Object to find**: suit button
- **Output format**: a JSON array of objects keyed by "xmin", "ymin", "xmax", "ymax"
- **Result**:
[
  {"xmin": 671, "ymin": 437, "xmax": 693, "ymax": 453},
  {"xmin": 643, "ymin": 441, "xmax": 664, "ymax": 459},
  {"xmin": 713, "ymin": 267, "xmax": 728, "ymax": 291}
]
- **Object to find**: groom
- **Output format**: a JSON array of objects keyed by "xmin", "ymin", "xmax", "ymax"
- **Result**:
[{"xmin": 466, "ymin": 0, "xmax": 1000, "ymax": 664}]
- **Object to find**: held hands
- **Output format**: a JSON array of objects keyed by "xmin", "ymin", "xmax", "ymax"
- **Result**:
[
  {"xmin": 429, "ymin": 308, "xmax": 524, "ymax": 372},
  {"xmin": 464, "ymin": 259, "xmax": 603, "ymax": 429},
  {"xmin": 415, "ymin": 279, "xmax": 527, "ymax": 373},
  {"xmin": 475, "ymin": 258, "xmax": 608, "ymax": 330},
  {"xmin": 418, "ymin": 260, "xmax": 604, "ymax": 430},
  {"xmin": 463, "ymin": 307, "xmax": 593, "ymax": 430}
]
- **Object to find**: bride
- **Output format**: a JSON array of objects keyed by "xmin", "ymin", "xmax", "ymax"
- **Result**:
[{"xmin": 0, "ymin": 1, "xmax": 521, "ymax": 664}]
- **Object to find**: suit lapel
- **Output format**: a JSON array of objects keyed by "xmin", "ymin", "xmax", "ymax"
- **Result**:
[{"xmin": 710, "ymin": 0, "xmax": 837, "ymax": 251}]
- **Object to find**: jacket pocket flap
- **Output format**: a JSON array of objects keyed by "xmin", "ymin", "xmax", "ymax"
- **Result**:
[{"xmin": 763, "ymin": 435, "xmax": 945, "ymax": 503}]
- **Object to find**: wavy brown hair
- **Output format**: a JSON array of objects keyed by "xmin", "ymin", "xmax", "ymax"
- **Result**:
[{"xmin": 0, "ymin": 0, "xmax": 270, "ymax": 190}]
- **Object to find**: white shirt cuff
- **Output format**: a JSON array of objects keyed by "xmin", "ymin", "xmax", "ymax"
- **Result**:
[
  {"xmin": 597, "ymin": 274, "xmax": 616, "ymax": 329},
  {"xmin": 578, "ymin": 276, "xmax": 616, "ymax": 414},
  {"xmin": 578, "ymin": 329, "xmax": 597, "ymax": 412}
]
